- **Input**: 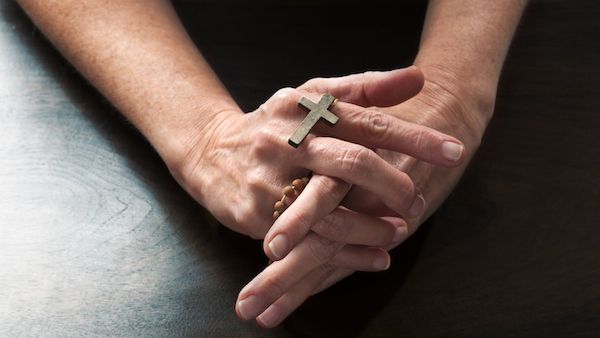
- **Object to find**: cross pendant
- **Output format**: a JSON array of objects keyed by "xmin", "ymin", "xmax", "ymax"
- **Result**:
[{"xmin": 288, "ymin": 93, "xmax": 339, "ymax": 148}]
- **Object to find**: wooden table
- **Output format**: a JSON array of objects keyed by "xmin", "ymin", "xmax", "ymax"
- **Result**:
[{"xmin": 1, "ymin": 1, "xmax": 599, "ymax": 336}]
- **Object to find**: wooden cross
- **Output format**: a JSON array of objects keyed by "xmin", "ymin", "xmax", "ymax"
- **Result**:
[{"xmin": 288, "ymin": 93, "xmax": 339, "ymax": 147}]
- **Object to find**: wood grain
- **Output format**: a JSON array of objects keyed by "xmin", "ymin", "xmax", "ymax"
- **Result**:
[{"xmin": 1, "ymin": 0, "xmax": 598, "ymax": 337}]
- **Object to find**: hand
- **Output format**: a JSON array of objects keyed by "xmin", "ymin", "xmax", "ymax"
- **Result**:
[
  {"xmin": 234, "ymin": 67, "xmax": 471, "ymax": 327},
  {"xmin": 171, "ymin": 66, "xmax": 465, "ymax": 326},
  {"xmin": 305, "ymin": 66, "xmax": 490, "ymax": 223},
  {"xmin": 237, "ymin": 67, "xmax": 490, "ymax": 328},
  {"xmin": 173, "ymin": 67, "xmax": 464, "ymax": 242},
  {"xmin": 308, "ymin": 65, "xmax": 492, "ymax": 300}
]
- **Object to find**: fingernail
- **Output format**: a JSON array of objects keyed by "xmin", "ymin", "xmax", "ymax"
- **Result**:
[
  {"xmin": 408, "ymin": 194, "xmax": 425, "ymax": 218},
  {"xmin": 393, "ymin": 226, "xmax": 406, "ymax": 243},
  {"xmin": 257, "ymin": 304, "xmax": 281, "ymax": 328},
  {"xmin": 373, "ymin": 256, "xmax": 390, "ymax": 270},
  {"xmin": 268, "ymin": 234, "xmax": 288, "ymax": 259},
  {"xmin": 442, "ymin": 141, "xmax": 463, "ymax": 161},
  {"xmin": 237, "ymin": 295, "xmax": 262, "ymax": 320}
]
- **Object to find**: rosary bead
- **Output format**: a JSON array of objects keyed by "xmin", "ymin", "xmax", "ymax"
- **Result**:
[
  {"xmin": 273, "ymin": 177, "xmax": 311, "ymax": 223},
  {"xmin": 292, "ymin": 178, "xmax": 305, "ymax": 190},
  {"xmin": 283, "ymin": 185, "xmax": 295, "ymax": 197},
  {"xmin": 274, "ymin": 201, "xmax": 285, "ymax": 212}
]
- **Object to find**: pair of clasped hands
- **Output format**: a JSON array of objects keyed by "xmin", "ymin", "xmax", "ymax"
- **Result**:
[{"xmin": 178, "ymin": 66, "xmax": 466, "ymax": 327}]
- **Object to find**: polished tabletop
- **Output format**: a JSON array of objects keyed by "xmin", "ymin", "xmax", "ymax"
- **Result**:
[{"xmin": 1, "ymin": 1, "xmax": 599, "ymax": 337}]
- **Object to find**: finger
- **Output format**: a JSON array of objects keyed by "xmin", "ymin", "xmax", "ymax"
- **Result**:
[
  {"xmin": 329, "ymin": 246, "xmax": 391, "ymax": 271},
  {"xmin": 302, "ymin": 137, "xmax": 423, "ymax": 218},
  {"xmin": 312, "ymin": 210, "xmax": 407, "ymax": 247},
  {"xmin": 256, "ymin": 265, "xmax": 331, "ymax": 328},
  {"xmin": 256, "ymin": 246, "xmax": 391, "ymax": 327},
  {"xmin": 299, "ymin": 66, "xmax": 424, "ymax": 108},
  {"xmin": 264, "ymin": 163, "xmax": 416, "ymax": 261},
  {"xmin": 281, "ymin": 89, "xmax": 465, "ymax": 167},
  {"xmin": 264, "ymin": 175, "xmax": 351, "ymax": 260},
  {"xmin": 237, "ymin": 234, "xmax": 344, "ymax": 321},
  {"xmin": 328, "ymin": 101, "xmax": 465, "ymax": 166},
  {"xmin": 238, "ymin": 232, "xmax": 392, "ymax": 322}
]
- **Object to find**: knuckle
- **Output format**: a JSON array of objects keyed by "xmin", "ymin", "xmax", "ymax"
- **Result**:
[
  {"xmin": 245, "ymin": 168, "xmax": 265, "ymax": 191},
  {"xmin": 357, "ymin": 72, "xmax": 373, "ymax": 104},
  {"xmin": 313, "ymin": 214, "xmax": 347, "ymax": 241},
  {"xmin": 391, "ymin": 222, "xmax": 409, "ymax": 244},
  {"xmin": 396, "ymin": 218, "xmax": 408, "ymax": 230},
  {"xmin": 271, "ymin": 87, "xmax": 300, "ymax": 111},
  {"xmin": 347, "ymin": 73, "xmax": 368, "ymax": 104},
  {"xmin": 234, "ymin": 172, "xmax": 271, "ymax": 232},
  {"xmin": 306, "ymin": 235, "xmax": 337, "ymax": 264},
  {"xmin": 262, "ymin": 275, "xmax": 287, "ymax": 297},
  {"xmin": 252, "ymin": 129, "xmax": 279, "ymax": 156},
  {"xmin": 248, "ymin": 228, "xmax": 266, "ymax": 240},
  {"xmin": 381, "ymin": 224, "xmax": 398, "ymax": 245},
  {"xmin": 316, "ymin": 261, "xmax": 335, "ymax": 275},
  {"xmin": 272, "ymin": 87, "xmax": 295, "ymax": 100},
  {"xmin": 232, "ymin": 201, "xmax": 256, "ymax": 231},
  {"xmin": 360, "ymin": 111, "xmax": 392, "ymax": 144},
  {"xmin": 410, "ymin": 129, "xmax": 429, "ymax": 151},
  {"xmin": 299, "ymin": 77, "xmax": 324, "ymax": 92},
  {"xmin": 285, "ymin": 208, "xmax": 312, "ymax": 232},
  {"xmin": 339, "ymin": 146, "xmax": 372, "ymax": 177}
]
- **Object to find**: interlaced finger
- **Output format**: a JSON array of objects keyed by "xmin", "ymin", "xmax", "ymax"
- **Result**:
[
  {"xmin": 237, "ymin": 234, "xmax": 391, "ymax": 323},
  {"xmin": 274, "ymin": 88, "xmax": 465, "ymax": 167}
]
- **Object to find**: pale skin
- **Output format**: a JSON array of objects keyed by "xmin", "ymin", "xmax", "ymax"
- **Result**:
[{"xmin": 18, "ymin": 0, "xmax": 527, "ymax": 328}]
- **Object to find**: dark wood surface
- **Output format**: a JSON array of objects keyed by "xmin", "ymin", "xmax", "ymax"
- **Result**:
[{"xmin": 1, "ymin": 1, "xmax": 599, "ymax": 337}]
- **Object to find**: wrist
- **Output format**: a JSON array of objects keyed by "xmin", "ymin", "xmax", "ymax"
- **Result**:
[
  {"xmin": 412, "ymin": 62, "xmax": 498, "ymax": 147},
  {"xmin": 156, "ymin": 102, "xmax": 243, "ymax": 183}
]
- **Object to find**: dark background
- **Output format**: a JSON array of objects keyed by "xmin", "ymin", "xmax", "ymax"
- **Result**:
[{"xmin": 1, "ymin": 0, "xmax": 598, "ymax": 337}]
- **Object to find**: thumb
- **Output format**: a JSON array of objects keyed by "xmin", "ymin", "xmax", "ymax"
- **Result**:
[{"xmin": 298, "ymin": 66, "xmax": 424, "ymax": 108}]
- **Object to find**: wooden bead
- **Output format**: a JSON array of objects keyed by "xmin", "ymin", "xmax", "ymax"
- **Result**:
[
  {"xmin": 283, "ymin": 185, "xmax": 295, "ymax": 197},
  {"xmin": 273, "ymin": 210, "xmax": 281, "ymax": 220},
  {"xmin": 292, "ymin": 179, "xmax": 305, "ymax": 191},
  {"xmin": 274, "ymin": 201, "xmax": 285, "ymax": 212}
]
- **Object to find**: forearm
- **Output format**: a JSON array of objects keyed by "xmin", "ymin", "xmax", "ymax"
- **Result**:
[
  {"xmin": 415, "ymin": 0, "xmax": 527, "ymax": 135},
  {"xmin": 17, "ymin": 0, "xmax": 240, "ymax": 167}
]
